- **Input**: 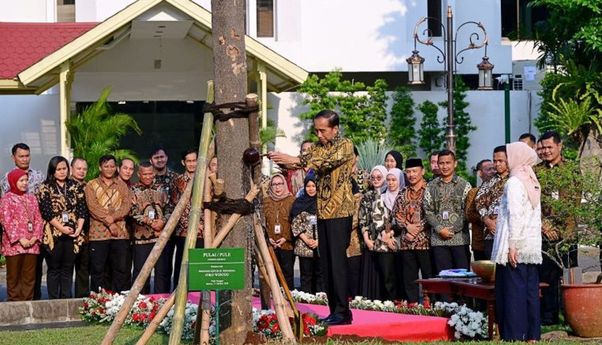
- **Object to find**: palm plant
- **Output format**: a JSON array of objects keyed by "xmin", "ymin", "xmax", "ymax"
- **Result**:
[
  {"xmin": 356, "ymin": 139, "xmax": 392, "ymax": 171},
  {"xmin": 66, "ymin": 87, "xmax": 142, "ymax": 180},
  {"xmin": 547, "ymin": 83, "xmax": 602, "ymax": 159}
]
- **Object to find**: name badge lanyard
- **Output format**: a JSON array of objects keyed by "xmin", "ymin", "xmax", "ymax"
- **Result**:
[
  {"xmin": 57, "ymin": 182, "xmax": 73, "ymax": 225},
  {"xmin": 274, "ymin": 204, "xmax": 281, "ymax": 235},
  {"xmin": 309, "ymin": 214, "xmax": 319, "ymax": 257},
  {"xmin": 19, "ymin": 196, "xmax": 34, "ymax": 232}
]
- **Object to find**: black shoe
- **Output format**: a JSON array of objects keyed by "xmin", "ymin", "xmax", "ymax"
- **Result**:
[
  {"xmin": 319, "ymin": 314, "xmax": 333, "ymax": 323},
  {"xmin": 326, "ymin": 312, "xmax": 352, "ymax": 326}
]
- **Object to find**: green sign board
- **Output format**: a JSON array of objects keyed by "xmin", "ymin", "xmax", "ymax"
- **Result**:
[{"xmin": 188, "ymin": 248, "xmax": 245, "ymax": 291}]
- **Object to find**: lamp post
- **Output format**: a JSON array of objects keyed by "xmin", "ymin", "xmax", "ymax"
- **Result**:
[{"xmin": 407, "ymin": 5, "xmax": 494, "ymax": 152}]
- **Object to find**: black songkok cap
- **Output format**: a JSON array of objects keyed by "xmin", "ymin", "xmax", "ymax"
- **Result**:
[{"xmin": 405, "ymin": 158, "xmax": 423, "ymax": 169}]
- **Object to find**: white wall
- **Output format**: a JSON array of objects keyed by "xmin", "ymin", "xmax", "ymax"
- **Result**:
[
  {"xmin": 269, "ymin": 90, "xmax": 542, "ymax": 171},
  {"xmin": 0, "ymin": 94, "xmax": 60, "ymax": 174},
  {"xmin": 248, "ymin": 0, "xmax": 511, "ymax": 74},
  {"xmin": 0, "ymin": 0, "xmax": 55, "ymax": 22},
  {"xmin": 76, "ymin": 0, "xmax": 135, "ymax": 22},
  {"xmin": 73, "ymin": 37, "xmax": 213, "ymax": 101},
  {"xmin": 48, "ymin": 0, "xmax": 511, "ymax": 74}
]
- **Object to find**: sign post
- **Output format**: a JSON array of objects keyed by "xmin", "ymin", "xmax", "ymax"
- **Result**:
[{"xmin": 188, "ymin": 248, "xmax": 246, "ymax": 345}]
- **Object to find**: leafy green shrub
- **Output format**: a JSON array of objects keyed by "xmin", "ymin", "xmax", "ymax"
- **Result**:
[{"xmin": 66, "ymin": 87, "xmax": 141, "ymax": 180}]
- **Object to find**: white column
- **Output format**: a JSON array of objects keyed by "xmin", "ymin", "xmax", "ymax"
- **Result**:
[{"xmin": 59, "ymin": 62, "xmax": 73, "ymax": 159}]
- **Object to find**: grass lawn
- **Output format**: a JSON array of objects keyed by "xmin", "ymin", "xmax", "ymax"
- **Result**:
[
  {"xmin": 0, "ymin": 325, "xmax": 173, "ymax": 345},
  {"xmin": 0, "ymin": 325, "xmax": 591, "ymax": 345}
]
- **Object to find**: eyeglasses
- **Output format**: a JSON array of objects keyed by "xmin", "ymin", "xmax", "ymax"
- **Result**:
[{"xmin": 271, "ymin": 182, "xmax": 285, "ymax": 186}]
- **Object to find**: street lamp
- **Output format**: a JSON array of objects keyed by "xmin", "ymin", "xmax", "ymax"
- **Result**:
[{"xmin": 408, "ymin": 5, "xmax": 493, "ymax": 152}]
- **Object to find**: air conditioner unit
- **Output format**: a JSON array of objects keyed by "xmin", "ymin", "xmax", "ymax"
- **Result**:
[{"xmin": 512, "ymin": 60, "xmax": 544, "ymax": 91}]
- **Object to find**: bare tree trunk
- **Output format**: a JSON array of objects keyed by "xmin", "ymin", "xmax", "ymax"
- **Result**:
[{"xmin": 211, "ymin": 0, "xmax": 252, "ymax": 344}]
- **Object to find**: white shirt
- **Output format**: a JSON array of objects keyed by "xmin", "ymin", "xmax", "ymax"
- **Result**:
[{"xmin": 491, "ymin": 177, "xmax": 543, "ymax": 265}]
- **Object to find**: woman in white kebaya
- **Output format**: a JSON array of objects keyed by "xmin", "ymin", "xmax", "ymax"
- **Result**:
[{"xmin": 491, "ymin": 141, "xmax": 542, "ymax": 342}]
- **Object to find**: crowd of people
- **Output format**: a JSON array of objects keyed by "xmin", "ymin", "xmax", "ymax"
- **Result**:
[
  {"xmin": 0, "ymin": 110, "xmax": 576, "ymax": 341},
  {"xmin": 267, "ymin": 110, "xmax": 571, "ymax": 340},
  {"xmin": 0, "ymin": 144, "xmax": 214, "ymax": 301}
]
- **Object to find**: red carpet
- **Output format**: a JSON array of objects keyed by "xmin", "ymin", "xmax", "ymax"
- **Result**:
[{"xmin": 151, "ymin": 292, "xmax": 452, "ymax": 342}]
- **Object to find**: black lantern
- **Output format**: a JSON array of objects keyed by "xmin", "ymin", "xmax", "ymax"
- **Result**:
[
  {"xmin": 477, "ymin": 56, "xmax": 494, "ymax": 90},
  {"xmin": 406, "ymin": 50, "xmax": 425, "ymax": 85}
]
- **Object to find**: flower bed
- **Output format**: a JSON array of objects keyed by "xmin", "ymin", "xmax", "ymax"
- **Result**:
[
  {"xmin": 80, "ymin": 289, "xmax": 488, "ymax": 341},
  {"xmin": 80, "ymin": 289, "xmax": 206, "ymax": 341},
  {"xmin": 252, "ymin": 308, "xmax": 327, "ymax": 339},
  {"xmin": 290, "ymin": 290, "xmax": 488, "ymax": 340}
]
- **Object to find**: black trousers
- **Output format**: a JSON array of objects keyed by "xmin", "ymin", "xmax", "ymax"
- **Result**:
[
  {"xmin": 33, "ymin": 250, "xmax": 46, "ymax": 300},
  {"xmin": 173, "ymin": 236, "xmax": 204, "ymax": 290},
  {"xmin": 74, "ymin": 242, "xmax": 90, "ymax": 298},
  {"xmin": 431, "ymin": 245, "xmax": 470, "ymax": 274},
  {"xmin": 483, "ymin": 239, "xmax": 494, "ymax": 260},
  {"xmin": 377, "ymin": 252, "xmax": 398, "ymax": 301},
  {"xmin": 347, "ymin": 255, "xmax": 361, "ymax": 298},
  {"xmin": 401, "ymin": 250, "xmax": 433, "ymax": 303},
  {"xmin": 496, "ymin": 263, "xmax": 541, "ymax": 341},
  {"xmin": 46, "ymin": 236, "xmax": 77, "ymax": 299},
  {"xmin": 473, "ymin": 250, "xmax": 487, "ymax": 261},
  {"xmin": 318, "ymin": 217, "xmax": 352, "ymax": 316},
  {"xmin": 539, "ymin": 243, "xmax": 578, "ymax": 324},
  {"xmin": 274, "ymin": 248, "xmax": 295, "ymax": 290},
  {"xmin": 133, "ymin": 242, "xmax": 172, "ymax": 294},
  {"xmin": 299, "ymin": 255, "xmax": 323, "ymax": 294},
  {"xmin": 89, "ymin": 239, "xmax": 131, "ymax": 293}
]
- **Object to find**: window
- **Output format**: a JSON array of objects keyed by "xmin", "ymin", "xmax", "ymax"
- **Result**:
[
  {"xmin": 501, "ymin": 0, "xmax": 548, "ymax": 39},
  {"xmin": 427, "ymin": 0, "xmax": 442, "ymax": 37},
  {"xmin": 257, "ymin": 0, "xmax": 274, "ymax": 37},
  {"xmin": 57, "ymin": 0, "xmax": 75, "ymax": 22}
]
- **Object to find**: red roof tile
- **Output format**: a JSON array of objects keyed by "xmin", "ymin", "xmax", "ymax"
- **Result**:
[{"xmin": 0, "ymin": 22, "xmax": 98, "ymax": 79}]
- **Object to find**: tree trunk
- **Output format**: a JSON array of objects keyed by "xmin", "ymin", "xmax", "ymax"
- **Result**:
[{"xmin": 211, "ymin": 1, "xmax": 252, "ymax": 344}]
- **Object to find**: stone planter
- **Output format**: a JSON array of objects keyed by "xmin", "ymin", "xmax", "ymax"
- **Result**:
[{"xmin": 562, "ymin": 283, "xmax": 602, "ymax": 337}]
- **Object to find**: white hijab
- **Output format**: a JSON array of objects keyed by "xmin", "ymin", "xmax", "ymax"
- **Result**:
[
  {"xmin": 370, "ymin": 165, "xmax": 388, "ymax": 194},
  {"xmin": 381, "ymin": 168, "xmax": 403, "ymax": 211}
]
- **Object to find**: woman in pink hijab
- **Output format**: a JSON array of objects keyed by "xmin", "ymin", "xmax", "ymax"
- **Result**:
[
  {"xmin": 0, "ymin": 168, "xmax": 44, "ymax": 301},
  {"xmin": 491, "ymin": 141, "xmax": 542, "ymax": 342}
]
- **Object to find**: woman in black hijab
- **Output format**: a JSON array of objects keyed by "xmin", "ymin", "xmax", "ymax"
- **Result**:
[
  {"xmin": 384, "ymin": 150, "xmax": 404, "ymax": 170},
  {"xmin": 290, "ymin": 175, "xmax": 323, "ymax": 293}
]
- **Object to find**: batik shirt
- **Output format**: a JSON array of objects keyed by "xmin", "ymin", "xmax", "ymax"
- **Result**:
[
  {"xmin": 358, "ymin": 189, "xmax": 395, "ymax": 253},
  {"xmin": 299, "ymin": 135, "xmax": 355, "ymax": 219},
  {"xmin": 391, "ymin": 181, "xmax": 430, "ymax": 251},
  {"xmin": 84, "ymin": 177, "xmax": 132, "ymax": 241},
  {"xmin": 263, "ymin": 195, "xmax": 295, "ymax": 251},
  {"xmin": 424, "ymin": 175, "xmax": 471, "ymax": 247},
  {"xmin": 534, "ymin": 159, "xmax": 579, "ymax": 246},
  {"xmin": 37, "ymin": 179, "xmax": 88, "ymax": 253},
  {"xmin": 475, "ymin": 174, "xmax": 508, "ymax": 240},
  {"xmin": 130, "ymin": 182, "xmax": 169, "ymax": 245},
  {"xmin": 346, "ymin": 192, "xmax": 364, "ymax": 257},
  {"xmin": 1, "ymin": 168, "xmax": 45, "ymax": 195},
  {"xmin": 465, "ymin": 187, "xmax": 485, "ymax": 251},
  {"xmin": 169, "ymin": 173, "xmax": 203, "ymax": 238},
  {"xmin": 0, "ymin": 192, "xmax": 44, "ymax": 256},
  {"xmin": 291, "ymin": 211, "xmax": 319, "ymax": 258},
  {"xmin": 154, "ymin": 169, "xmax": 178, "ymax": 195}
]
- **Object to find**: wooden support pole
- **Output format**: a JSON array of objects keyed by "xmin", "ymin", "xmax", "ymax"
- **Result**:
[
  {"xmin": 101, "ymin": 180, "xmax": 193, "ymax": 345},
  {"xmin": 253, "ymin": 214, "xmax": 296, "ymax": 343},
  {"xmin": 169, "ymin": 82, "xmax": 215, "ymax": 345}
]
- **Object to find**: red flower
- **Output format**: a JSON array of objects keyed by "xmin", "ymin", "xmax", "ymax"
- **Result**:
[{"xmin": 138, "ymin": 301, "xmax": 148, "ymax": 310}]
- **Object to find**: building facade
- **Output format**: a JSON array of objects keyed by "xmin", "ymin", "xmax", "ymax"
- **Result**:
[{"xmin": 0, "ymin": 0, "xmax": 543, "ymax": 174}]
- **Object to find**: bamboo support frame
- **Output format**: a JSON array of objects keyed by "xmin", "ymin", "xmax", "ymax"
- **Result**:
[
  {"xmin": 101, "ymin": 180, "xmax": 193, "ymax": 345},
  {"xmin": 253, "ymin": 213, "xmax": 296, "ymax": 343},
  {"xmin": 168, "ymin": 82, "xmax": 215, "ymax": 344}
]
